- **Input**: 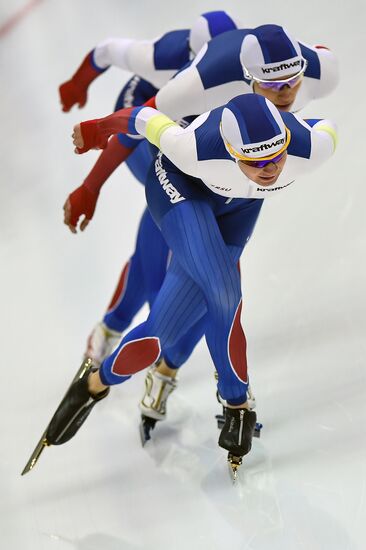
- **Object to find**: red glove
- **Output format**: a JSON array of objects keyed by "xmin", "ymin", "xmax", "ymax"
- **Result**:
[
  {"xmin": 59, "ymin": 80, "xmax": 88, "ymax": 112},
  {"xmin": 74, "ymin": 107, "xmax": 135, "ymax": 154},
  {"xmin": 59, "ymin": 52, "xmax": 106, "ymax": 112},
  {"xmin": 64, "ymin": 185, "xmax": 99, "ymax": 232},
  {"xmin": 74, "ymin": 98, "xmax": 157, "ymax": 154},
  {"xmin": 76, "ymin": 120, "xmax": 110, "ymax": 153},
  {"xmin": 64, "ymin": 136, "xmax": 134, "ymax": 232}
]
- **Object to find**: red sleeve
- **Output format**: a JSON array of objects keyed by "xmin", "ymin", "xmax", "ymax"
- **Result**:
[
  {"xmin": 83, "ymin": 135, "xmax": 133, "ymax": 193},
  {"xmin": 143, "ymin": 96, "xmax": 157, "ymax": 109}
]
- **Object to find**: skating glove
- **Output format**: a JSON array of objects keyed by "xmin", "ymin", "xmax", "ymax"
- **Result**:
[
  {"xmin": 74, "ymin": 119, "xmax": 111, "ymax": 153},
  {"xmin": 64, "ymin": 184, "xmax": 99, "ymax": 232},
  {"xmin": 59, "ymin": 52, "xmax": 107, "ymax": 112},
  {"xmin": 64, "ymin": 136, "xmax": 134, "ymax": 232},
  {"xmin": 73, "ymin": 97, "xmax": 156, "ymax": 154},
  {"xmin": 74, "ymin": 108, "xmax": 134, "ymax": 154}
]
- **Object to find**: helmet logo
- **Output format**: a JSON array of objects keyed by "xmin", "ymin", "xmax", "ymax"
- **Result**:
[
  {"xmin": 241, "ymin": 137, "xmax": 285, "ymax": 155},
  {"xmin": 261, "ymin": 60, "xmax": 301, "ymax": 74}
]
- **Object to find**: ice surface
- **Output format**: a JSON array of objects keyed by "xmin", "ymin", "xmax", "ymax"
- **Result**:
[{"xmin": 1, "ymin": 1, "xmax": 365, "ymax": 549}]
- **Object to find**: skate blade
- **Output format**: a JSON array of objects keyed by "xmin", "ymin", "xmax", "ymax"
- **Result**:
[
  {"xmin": 21, "ymin": 432, "xmax": 50, "ymax": 475},
  {"xmin": 227, "ymin": 453, "xmax": 242, "ymax": 483},
  {"xmin": 139, "ymin": 415, "xmax": 158, "ymax": 447},
  {"xmin": 21, "ymin": 358, "xmax": 94, "ymax": 475}
]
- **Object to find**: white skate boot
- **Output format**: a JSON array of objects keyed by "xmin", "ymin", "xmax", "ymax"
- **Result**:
[
  {"xmin": 139, "ymin": 365, "xmax": 178, "ymax": 421},
  {"xmin": 85, "ymin": 322, "xmax": 122, "ymax": 367},
  {"xmin": 139, "ymin": 365, "xmax": 178, "ymax": 445}
]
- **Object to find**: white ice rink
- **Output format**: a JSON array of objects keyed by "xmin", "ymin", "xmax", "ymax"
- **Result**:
[{"xmin": 1, "ymin": 1, "xmax": 365, "ymax": 548}]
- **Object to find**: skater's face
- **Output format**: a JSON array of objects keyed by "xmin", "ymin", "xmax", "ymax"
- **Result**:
[
  {"xmin": 253, "ymin": 73, "xmax": 303, "ymax": 112},
  {"xmin": 238, "ymin": 151, "xmax": 287, "ymax": 186}
]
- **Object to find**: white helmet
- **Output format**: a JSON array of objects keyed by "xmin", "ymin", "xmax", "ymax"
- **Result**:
[
  {"xmin": 189, "ymin": 11, "xmax": 241, "ymax": 56},
  {"xmin": 241, "ymin": 24, "xmax": 306, "ymax": 81},
  {"xmin": 221, "ymin": 94, "xmax": 290, "ymax": 161}
]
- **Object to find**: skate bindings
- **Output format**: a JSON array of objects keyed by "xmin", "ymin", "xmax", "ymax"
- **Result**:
[
  {"xmin": 218, "ymin": 407, "xmax": 257, "ymax": 481},
  {"xmin": 85, "ymin": 322, "xmax": 122, "ymax": 367},
  {"xmin": 139, "ymin": 364, "xmax": 177, "ymax": 445},
  {"xmin": 21, "ymin": 358, "xmax": 109, "ymax": 475}
]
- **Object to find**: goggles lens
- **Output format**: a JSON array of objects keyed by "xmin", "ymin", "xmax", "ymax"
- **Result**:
[
  {"xmin": 257, "ymin": 74, "xmax": 303, "ymax": 91},
  {"xmin": 241, "ymin": 150, "xmax": 286, "ymax": 168},
  {"xmin": 245, "ymin": 59, "xmax": 308, "ymax": 91}
]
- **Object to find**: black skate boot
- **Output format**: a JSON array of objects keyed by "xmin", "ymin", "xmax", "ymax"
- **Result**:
[
  {"xmin": 218, "ymin": 407, "xmax": 257, "ymax": 480},
  {"xmin": 215, "ymin": 391, "xmax": 263, "ymax": 437},
  {"xmin": 46, "ymin": 365, "xmax": 109, "ymax": 445},
  {"xmin": 21, "ymin": 359, "xmax": 109, "ymax": 475}
]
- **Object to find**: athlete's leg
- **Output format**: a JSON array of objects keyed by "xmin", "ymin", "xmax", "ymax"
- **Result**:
[
  {"xmin": 163, "ymin": 315, "xmax": 206, "ymax": 369},
  {"xmin": 137, "ymin": 208, "xmax": 170, "ymax": 309},
  {"xmin": 155, "ymin": 197, "xmax": 263, "ymax": 391},
  {"xmin": 98, "ymin": 253, "xmax": 206, "ymax": 384},
  {"xmin": 103, "ymin": 208, "xmax": 169, "ymax": 331},
  {"xmin": 161, "ymin": 196, "xmax": 264, "ymax": 372},
  {"xmin": 159, "ymin": 201, "xmax": 248, "ymax": 405},
  {"xmin": 98, "ymin": 200, "xmax": 248, "ymax": 405}
]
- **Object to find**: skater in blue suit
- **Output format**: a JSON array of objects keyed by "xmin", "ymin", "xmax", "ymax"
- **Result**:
[
  {"xmin": 61, "ymin": 23, "xmax": 339, "ymax": 426},
  {"xmin": 45, "ymin": 93, "xmax": 337, "ymax": 470}
]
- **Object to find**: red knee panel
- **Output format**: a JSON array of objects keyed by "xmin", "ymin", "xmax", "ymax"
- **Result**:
[
  {"xmin": 111, "ymin": 337, "xmax": 161, "ymax": 377},
  {"xmin": 228, "ymin": 300, "xmax": 248, "ymax": 383},
  {"xmin": 107, "ymin": 260, "xmax": 131, "ymax": 312}
]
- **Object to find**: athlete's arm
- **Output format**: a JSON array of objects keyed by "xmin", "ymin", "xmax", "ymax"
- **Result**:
[
  {"xmin": 305, "ymin": 118, "xmax": 338, "ymax": 167},
  {"xmin": 154, "ymin": 62, "xmax": 207, "ymax": 119},
  {"xmin": 63, "ymin": 136, "xmax": 134, "ymax": 233},
  {"xmin": 300, "ymin": 42, "xmax": 339, "ymax": 101},
  {"xmin": 93, "ymin": 36, "xmax": 180, "ymax": 88},
  {"xmin": 59, "ymin": 50, "xmax": 109, "ymax": 112},
  {"xmin": 73, "ymin": 106, "xmax": 199, "ymax": 175},
  {"xmin": 59, "ymin": 35, "xmax": 175, "ymax": 112},
  {"xmin": 313, "ymin": 45, "xmax": 339, "ymax": 97}
]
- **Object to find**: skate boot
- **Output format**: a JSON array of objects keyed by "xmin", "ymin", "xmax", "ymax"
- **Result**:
[
  {"xmin": 215, "ymin": 384, "xmax": 262, "ymax": 437},
  {"xmin": 46, "ymin": 363, "xmax": 109, "ymax": 446},
  {"xmin": 139, "ymin": 364, "xmax": 178, "ymax": 445},
  {"xmin": 218, "ymin": 407, "xmax": 257, "ymax": 480},
  {"xmin": 85, "ymin": 321, "xmax": 122, "ymax": 367},
  {"xmin": 21, "ymin": 359, "xmax": 109, "ymax": 475}
]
